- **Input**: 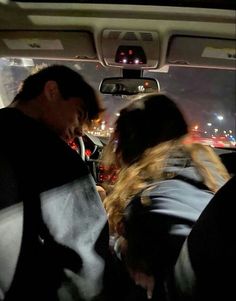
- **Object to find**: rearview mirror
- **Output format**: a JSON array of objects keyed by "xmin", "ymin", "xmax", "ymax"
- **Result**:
[{"xmin": 99, "ymin": 77, "xmax": 160, "ymax": 95}]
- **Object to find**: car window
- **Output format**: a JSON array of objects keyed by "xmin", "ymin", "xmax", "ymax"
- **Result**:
[
  {"xmin": 0, "ymin": 57, "xmax": 235, "ymax": 148},
  {"xmin": 145, "ymin": 67, "xmax": 236, "ymax": 148}
]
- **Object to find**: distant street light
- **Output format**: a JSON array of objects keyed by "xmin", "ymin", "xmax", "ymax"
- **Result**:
[{"xmin": 217, "ymin": 115, "xmax": 224, "ymax": 121}]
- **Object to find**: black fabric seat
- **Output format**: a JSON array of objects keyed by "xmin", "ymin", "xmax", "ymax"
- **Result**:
[
  {"xmin": 219, "ymin": 151, "xmax": 236, "ymax": 176},
  {"xmin": 173, "ymin": 175, "xmax": 236, "ymax": 301}
]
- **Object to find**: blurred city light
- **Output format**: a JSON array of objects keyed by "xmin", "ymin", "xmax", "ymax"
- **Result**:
[{"xmin": 217, "ymin": 115, "xmax": 224, "ymax": 121}]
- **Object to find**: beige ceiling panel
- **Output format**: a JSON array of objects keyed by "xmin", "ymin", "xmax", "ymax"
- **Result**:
[
  {"xmin": 0, "ymin": 31, "xmax": 97, "ymax": 60},
  {"xmin": 167, "ymin": 36, "xmax": 236, "ymax": 69}
]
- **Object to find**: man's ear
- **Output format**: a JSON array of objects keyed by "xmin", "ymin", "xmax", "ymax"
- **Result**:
[{"xmin": 44, "ymin": 80, "xmax": 60, "ymax": 101}]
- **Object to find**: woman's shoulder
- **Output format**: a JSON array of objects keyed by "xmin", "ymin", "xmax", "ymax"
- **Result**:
[{"xmin": 126, "ymin": 174, "xmax": 214, "ymax": 228}]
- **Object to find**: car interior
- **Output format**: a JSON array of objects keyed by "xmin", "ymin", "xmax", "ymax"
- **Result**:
[
  {"xmin": 0, "ymin": 0, "xmax": 235, "ymax": 181},
  {"xmin": 0, "ymin": 1, "xmax": 235, "ymax": 299}
]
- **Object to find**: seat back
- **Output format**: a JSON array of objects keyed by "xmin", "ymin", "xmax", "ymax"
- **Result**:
[{"xmin": 173, "ymin": 175, "xmax": 236, "ymax": 300}]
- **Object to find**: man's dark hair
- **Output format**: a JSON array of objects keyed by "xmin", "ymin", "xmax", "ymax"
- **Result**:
[{"xmin": 14, "ymin": 65, "xmax": 104, "ymax": 121}]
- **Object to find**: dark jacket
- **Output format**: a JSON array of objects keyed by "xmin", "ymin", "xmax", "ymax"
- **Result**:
[
  {"xmin": 123, "ymin": 150, "xmax": 226, "ymax": 283},
  {"xmin": 0, "ymin": 108, "xmax": 109, "ymax": 301}
]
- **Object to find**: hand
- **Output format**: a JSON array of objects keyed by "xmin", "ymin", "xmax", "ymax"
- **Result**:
[
  {"xmin": 114, "ymin": 236, "xmax": 128, "ymax": 260},
  {"xmin": 96, "ymin": 185, "xmax": 106, "ymax": 201},
  {"xmin": 129, "ymin": 270, "xmax": 155, "ymax": 300}
]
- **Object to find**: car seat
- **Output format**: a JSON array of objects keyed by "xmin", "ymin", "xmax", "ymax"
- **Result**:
[{"xmin": 173, "ymin": 175, "xmax": 236, "ymax": 300}]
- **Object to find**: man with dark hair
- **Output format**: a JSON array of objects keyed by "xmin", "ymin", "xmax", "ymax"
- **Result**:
[{"xmin": 0, "ymin": 65, "xmax": 109, "ymax": 301}]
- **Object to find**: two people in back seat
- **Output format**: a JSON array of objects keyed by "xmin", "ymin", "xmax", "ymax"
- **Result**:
[{"xmin": 102, "ymin": 93, "xmax": 230, "ymax": 300}]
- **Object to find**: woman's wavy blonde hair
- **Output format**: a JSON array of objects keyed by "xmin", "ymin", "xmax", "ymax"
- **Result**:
[{"xmin": 102, "ymin": 94, "xmax": 230, "ymax": 233}]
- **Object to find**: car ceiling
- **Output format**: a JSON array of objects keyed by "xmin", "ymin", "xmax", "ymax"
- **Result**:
[
  {"xmin": 0, "ymin": 1, "xmax": 235, "ymax": 70},
  {"xmin": 10, "ymin": 0, "xmax": 236, "ymax": 10}
]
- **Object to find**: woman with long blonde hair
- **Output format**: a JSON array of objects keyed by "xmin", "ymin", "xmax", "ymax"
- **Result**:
[{"xmin": 102, "ymin": 93, "xmax": 230, "ymax": 301}]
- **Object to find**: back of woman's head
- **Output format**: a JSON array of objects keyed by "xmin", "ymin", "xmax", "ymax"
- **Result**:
[
  {"xmin": 103, "ymin": 94, "xmax": 230, "ymax": 233},
  {"xmin": 115, "ymin": 93, "xmax": 188, "ymax": 165}
]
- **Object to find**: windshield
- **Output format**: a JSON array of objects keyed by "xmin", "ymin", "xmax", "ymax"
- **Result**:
[{"xmin": 0, "ymin": 57, "xmax": 235, "ymax": 148}]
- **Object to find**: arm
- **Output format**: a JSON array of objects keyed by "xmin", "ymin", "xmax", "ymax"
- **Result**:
[
  {"xmin": 121, "ymin": 195, "xmax": 179, "ymax": 299},
  {"xmin": 113, "ymin": 233, "xmax": 155, "ymax": 300}
]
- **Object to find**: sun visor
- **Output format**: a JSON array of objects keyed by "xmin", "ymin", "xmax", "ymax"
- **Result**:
[
  {"xmin": 101, "ymin": 29, "xmax": 159, "ymax": 69},
  {"xmin": 167, "ymin": 36, "xmax": 236, "ymax": 69},
  {"xmin": 0, "ymin": 31, "xmax": 97, "ymax": 60}
]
